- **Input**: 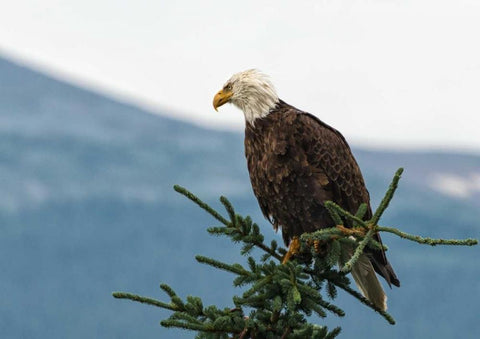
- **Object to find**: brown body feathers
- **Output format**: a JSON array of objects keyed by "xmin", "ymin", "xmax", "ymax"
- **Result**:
[{"xmin": 245, "ymin": 100, "xmax": 400, "ymax": 288}]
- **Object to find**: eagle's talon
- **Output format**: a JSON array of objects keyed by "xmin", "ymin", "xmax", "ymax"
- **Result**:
[
  {"xmin": 282, "ymin": 236, "xmax": 300, "ymax": 264},
  {"xmin": 313, "ymin": 239, "xmax": 321, "ymax": 253}
]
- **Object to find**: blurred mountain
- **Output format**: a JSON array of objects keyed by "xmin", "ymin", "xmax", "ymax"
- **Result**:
[{"xmin": 0, "ymin": 56, "xmax": 479, "ymax": 338}]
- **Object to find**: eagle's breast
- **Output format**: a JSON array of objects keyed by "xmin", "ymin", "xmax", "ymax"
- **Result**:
[{"xmin": 245, "ymin": 103, "xmax": 332, "ymax": 244}]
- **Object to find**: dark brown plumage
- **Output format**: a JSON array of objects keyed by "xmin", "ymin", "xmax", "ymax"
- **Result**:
[{"xmin": 245, "ymin": 100, "xmax": 400, "ymax": 288}]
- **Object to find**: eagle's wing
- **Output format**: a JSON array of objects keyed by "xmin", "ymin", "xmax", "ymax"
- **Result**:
[
  {"xmin": 297, "ymin": 112, "xmax": 371, "ymax": 217},
  {"xmin": 296, "ymin": 111, "xmax": 400, "ymax": 287}
]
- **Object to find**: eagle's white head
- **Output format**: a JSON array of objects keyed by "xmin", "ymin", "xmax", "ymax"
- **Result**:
[{"xmin": 213, "ymin": 69, "xmax": 279, "ymax": 124}]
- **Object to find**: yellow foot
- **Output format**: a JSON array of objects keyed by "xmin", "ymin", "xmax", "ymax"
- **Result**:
[
  {"xmin": 313, "ymin": 239, "xmax": 321, "ymax": 253},
  {"xmin": 282, "ymin": 237, "xmax": 300, "ymax": 264}
]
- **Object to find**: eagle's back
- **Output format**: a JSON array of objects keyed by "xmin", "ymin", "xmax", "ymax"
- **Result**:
[{"xmin": 245, "ymin": 100, "xmax": 400, "ymax": 287}]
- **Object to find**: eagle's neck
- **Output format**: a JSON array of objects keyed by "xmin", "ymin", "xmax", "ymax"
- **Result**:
[
  {"xmin": 245, "ymin": 100, "xmax": 297, "ymax": 128},
  {"xmin": 244, "ymin": 101, "xmax": 292, "ymax": 137},
  {"xmin": 236, "ymin": 91, "xmax": 279, "ymax": 126}
]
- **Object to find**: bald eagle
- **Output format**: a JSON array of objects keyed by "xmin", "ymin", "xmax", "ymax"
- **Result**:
[{"xmin": 213, "ymin": 69, "xmax": 399, "ymax": 311}]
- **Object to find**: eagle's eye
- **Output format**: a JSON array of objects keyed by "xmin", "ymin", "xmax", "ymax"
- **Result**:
[{"xmin": 224, "ymin": 83, "xmax": 233, "ymax": 91}]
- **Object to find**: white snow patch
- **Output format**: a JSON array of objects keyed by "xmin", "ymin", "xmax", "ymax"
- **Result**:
[{"xmin": 429, "ymin": 173, "xmax": 480, "ymax": 199}]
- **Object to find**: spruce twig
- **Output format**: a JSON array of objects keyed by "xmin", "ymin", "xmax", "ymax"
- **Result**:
[
  {"xmin": 340, "ymin": 227, "xmax": 375, "ymax": 273},
  {"xmin": 324, "ymin": 201, "xmax": 367, "ymax": 227},
  {"xmin": 112, "ymin": 292, "xmax": 179, "ymax": 311},
  {"xmin": 195, "ymin": 255, "xmax": 251, "ymax": 276},
  {"xmin": 378, "ymin": 226, "xmax": 478, "ymax": 246},
  {"xmin": 371, "ymin": 168, "xmax": 403, "ymax": 225},
  {"xmin": 300, "ymin": 227, "xmax": 387, "ymax": 251},
  {"xmin": 174, "ymin": 185, "xmax": 230, "ymax": 226}
]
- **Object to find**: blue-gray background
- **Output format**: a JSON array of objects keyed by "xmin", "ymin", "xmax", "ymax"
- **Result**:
[{"xmin": 1, "ymin": 56, "xmax": 479, "ymax": 338}]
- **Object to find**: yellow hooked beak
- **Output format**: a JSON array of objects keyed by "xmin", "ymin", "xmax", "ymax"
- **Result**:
[{"xmin": 213, "ymin": 89, "xmax": 233, "ymax": 111}]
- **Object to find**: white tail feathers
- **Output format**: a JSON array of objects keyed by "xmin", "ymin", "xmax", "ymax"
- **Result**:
[
  {"xmin": 340, "ymin": 245, "xmax": 387, "ymax": 311},
  {"xmin": 350, "ymin": 253, "xmax": 387, "ymax": 311}
]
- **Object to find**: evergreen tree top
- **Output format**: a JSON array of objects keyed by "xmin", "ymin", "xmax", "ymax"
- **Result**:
[{"xmin": 113, "ymin": 169, "xmax": 477, "ymax": 338}]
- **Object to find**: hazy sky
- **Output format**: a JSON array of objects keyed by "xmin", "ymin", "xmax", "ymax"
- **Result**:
[{"xmin": 1, "ymin": 0, "xmax": 479, "ymax": 151}]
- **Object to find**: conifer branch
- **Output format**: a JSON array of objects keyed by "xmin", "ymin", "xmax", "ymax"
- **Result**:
[
  {"xmin": 377, "ymin": 226, "xmax": 478, "ymax": 246},
  {"xmin": 160, "ymin": 319, "xmax": 210, "ymax": 331},
  {"xmin": 340, "ymin": 227, "xmax": 376, "ymax": 273},
  {"xmin": 174, "ymin": 185, "xmax": 230, "ymax": 226},
  {"xmin": 112, "ymin": 292, "xmax": 179, "ymax": 311},
  {"xmin": 175, "ymin": 185, "xmax": 284, "ymax": 261},
  {"xmin": 371, "ymin": 168, "xmax": 403, "ymax": 225},
  {"xmin": 220, "ymin": 196, "xmax": 236, "ymax": 224},
  {"xmin": 300, "ymin": 227, "xmax": 387, "ymax": 251},
  {"xmin": 325, "ymin": 327, "xmax": 342, "ymax": 339},
  {"xmin": 317, "ymin": 167, "xmax": 476, "ymax": 272},
  {"xmin": 115, "ymin": 168, "xmax": 477, "ymax": 338},
  {"xmin": 324, "ymin": 203, "xmax": 343, "ymax": 225},
  {"xmin": 354, "ymin": 203, "xmax": 368, "ymax": 223},
  {"xmin": 160, "ymin": 283, "xmax": 177, "ymax": 298},
  {"xmin": 332, "ymin": 281, "xmax": 396, "ymax": 325},
  {"xmin": 195, "ymin": 255, "xmax": 251, "ymax": 276},
  {"xmin": 324, "ymin": 201, "xmax": 367, "ymax": 227}
]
